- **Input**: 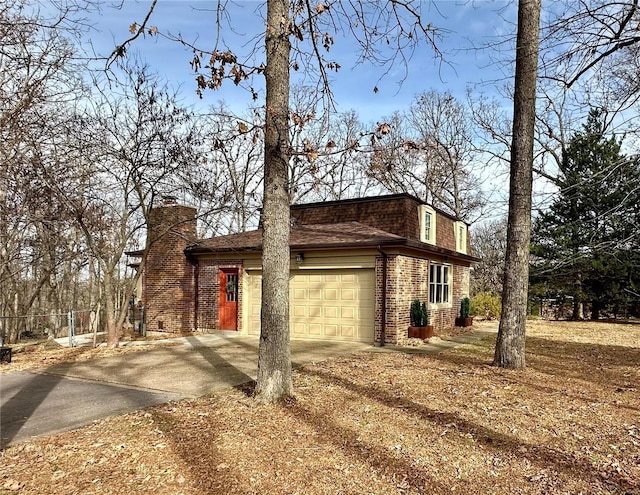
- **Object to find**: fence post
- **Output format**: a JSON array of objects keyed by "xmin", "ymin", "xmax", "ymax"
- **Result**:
[
  {"xmin": 68, "ymin": 310, "xmax": 76, "ymax": 347},
  {"xmin": 140, "ymin": 305, "xmax": 145, "ymax": 337}
]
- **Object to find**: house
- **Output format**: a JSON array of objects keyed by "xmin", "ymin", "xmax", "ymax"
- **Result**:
[{"xmin": 138, "ymin": 194, "xmax": 479, "ymax": 345}]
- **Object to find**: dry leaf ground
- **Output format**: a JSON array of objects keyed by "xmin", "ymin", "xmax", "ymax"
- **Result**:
[
  {"xmin": 1, "ymin": 320, "xmax": 638, "ymax": 494},
  {"xmin": 0, "ymin": 340, "xmax": 178, "ymax": 373}
]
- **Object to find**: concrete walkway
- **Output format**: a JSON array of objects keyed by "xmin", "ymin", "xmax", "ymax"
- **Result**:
[
  {"xmin": 1, "ymin": 334, "xmax": 372, "ymax": 449},
  {"xmin": 1, "ymin": 326, "xmax": 497, "ymax": 449}
]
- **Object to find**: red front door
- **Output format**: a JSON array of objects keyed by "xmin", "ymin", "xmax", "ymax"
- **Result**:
[{"xmin": 219, "ymin": 269, "xmax": 238, "ymax": 330}]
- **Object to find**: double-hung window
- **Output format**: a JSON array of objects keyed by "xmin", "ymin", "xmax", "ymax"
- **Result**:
[
  {"xmin": 419, "ymin": 205, "xmax": 437, "ymax": 244},
  {"xmin": 429, "ymin": 263, "xmax": 450, "ymax": 305},
  {"xmin": 454, "ymin": 221, "xmax": 467, "ymax": 254}
]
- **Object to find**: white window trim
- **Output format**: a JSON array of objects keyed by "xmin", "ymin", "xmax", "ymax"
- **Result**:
[
  {"xmin": 429, "ymin": 262, "xmax": 452, "ymax": 308},
  {"xmin": 419, "ymin": 205, "xmax": 437, "ymax": 245},
  {"xmin": 455, "ymin": 221, "xmax": 467, "ymax": 254}
]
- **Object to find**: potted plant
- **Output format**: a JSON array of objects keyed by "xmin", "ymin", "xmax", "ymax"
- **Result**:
[
  {"xmin": 455, "ymin": 297, "xmax": 474, "ymax": 327},
  {"xmin": 408, "ymin": 299, "xmax": 434, "ymax": 339}
]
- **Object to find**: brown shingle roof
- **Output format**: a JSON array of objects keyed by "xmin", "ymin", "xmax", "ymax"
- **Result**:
[{"xmin": 186, "ymin": 222, "xmax": 406, "ymax": 254}]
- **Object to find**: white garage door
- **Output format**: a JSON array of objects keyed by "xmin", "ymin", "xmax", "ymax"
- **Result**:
[{"xmin": 246, "ymin": 269, "xmax": 375, "ymax": 342}]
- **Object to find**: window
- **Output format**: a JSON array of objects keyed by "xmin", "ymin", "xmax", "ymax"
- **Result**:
[
  {"xmin": 455, "ymin": 221, "xmax": 467, "ymax": 254},
  {"xmin": 226, "ymin": 273, "xmax": 238, "ymax": 302},
  {"xmin": 419, "ymin": 205, "xmax": 436, "ymax": 244},
  {"xmin": 429, "ymin": 263, "xmax": 450, "ymax": 304}
]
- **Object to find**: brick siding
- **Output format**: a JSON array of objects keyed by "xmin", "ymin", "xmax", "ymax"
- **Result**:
[
  {"xmin": 195, "ymin": 260, "xmax": 243, "ymax": 332},
  {"xmin": 375, "ymin": 254, "xmax": 472, "ymax": 344},
  {"xmin": 291, "ymin": 196, "xmax": 419, "ymax": 239},
  {"xmin": 291, "ymin": 195, "xmax": 466, "ymax": 253},
  {"xmin": 142, "ymin": 195, "xmax": 474, "ymax": 341},
  {"xmin": 143, "ymin": 204, "xmax": 197, "ymax": 333}
]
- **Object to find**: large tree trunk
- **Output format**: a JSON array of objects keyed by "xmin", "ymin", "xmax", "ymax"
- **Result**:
[
  {"xmin": 493, "ymin": 0, "xmax": 541, "ymax": 369},
  {"xmin": 255, "ymin": 0, "xmax": 293, "ymax": 402}
]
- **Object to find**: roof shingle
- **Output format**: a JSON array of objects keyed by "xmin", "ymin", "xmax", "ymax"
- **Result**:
[{"xmin": 186, "ymin": 222, "xmax": 405, "ymax": 253}]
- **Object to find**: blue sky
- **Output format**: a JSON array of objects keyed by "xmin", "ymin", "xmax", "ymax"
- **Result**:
[{"xmin": 85, "ymin": 1, "xmax": 517, "ymax": 122}]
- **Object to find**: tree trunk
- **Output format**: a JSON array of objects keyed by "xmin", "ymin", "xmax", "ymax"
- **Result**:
[
  {"xmin": 254, "ymin": 0, "xmax": 293, "ymax": 402},
  {"xmin": 591, "ymin": 300, "xmax": 601, "ymax": 320},
  {"xmin": 572, "ymin": 299, "xmax": 584, "ymax": 321},
  {"xmin": 103, "ymin": 269, "xmax": 119, "ymax": 349},
  {"xmin": 493, "ymin": 0, "xmax": 541, "ymax": 369},
  {"xmin": 572, "ymin": 267, "xmax": 584, "ymax": 320}
]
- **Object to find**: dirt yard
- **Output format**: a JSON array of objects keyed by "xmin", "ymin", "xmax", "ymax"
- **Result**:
[{"xmin": 1, "ymin": 320, "xmax": 638, "ymax": 494}]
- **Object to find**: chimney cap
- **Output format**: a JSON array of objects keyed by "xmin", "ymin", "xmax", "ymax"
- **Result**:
[{"xmin": 162, "ymin": 195, "xmax": 178, "ymax": 205}]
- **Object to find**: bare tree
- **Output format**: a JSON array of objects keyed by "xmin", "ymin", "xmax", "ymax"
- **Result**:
[
  {"xmin": 193, "ymin": 104, "xmax": 264, "ymax": 236},
  {"xmin": 470, "ymin": 219, "xmax": 507, "ymax": 296},
  {"xmin": 0, "ymin": 0, "xmax": 90, "ymax": 342},
  {"xmin": 367, "ymin": 90, "xmax": 489, "ymax": 221},
  {"xmin": 541, "ymin": 1, "xmax": 640, "ymax": 100},
  {"xmin": 47, "ymin": 62, "xmax": 205, "ymax": 348},
  {"xmin": 287, "ymin": 87, "xmax": 380, "ymax": 202}
]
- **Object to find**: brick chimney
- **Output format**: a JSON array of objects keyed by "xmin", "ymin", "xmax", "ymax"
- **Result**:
[{"xmin": 143, "ymin": 198, "xmax": 197, "ymax": 333}]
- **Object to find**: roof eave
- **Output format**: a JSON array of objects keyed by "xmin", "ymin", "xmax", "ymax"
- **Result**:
[{"xmin": 185, "ymin": 238, "xmax": 480, "ymax": 263}]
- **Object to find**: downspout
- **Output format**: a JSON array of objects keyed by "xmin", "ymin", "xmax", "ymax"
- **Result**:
[
  {"xmin": 376, "ymin": 246, "xmax": 388, "ymax": 347},
  {"xmin": 191, "ymin": 256, "xmax": 199, "ymax": 332}
]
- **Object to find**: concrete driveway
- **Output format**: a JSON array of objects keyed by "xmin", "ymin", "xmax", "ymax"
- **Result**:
[{"xmin": 0, "ymin": 334, "xmax": 371, "ymax": 449}]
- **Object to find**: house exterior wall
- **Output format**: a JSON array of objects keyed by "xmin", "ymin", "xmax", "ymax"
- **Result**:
[
  {"xmin": 291, "ymin": 195, "xmax": 468, "ymax": 254},
  {"xmin": 143, "ymin": 203, "xmax": 197, "ymax": 333},
  {"xmin": 291, "ymin": 196, "xmax": 419, "ymax": 239},
  {"xmin": 436, "ymin": 216, "xmax": 456, "ymax": 252},
  {"xmin": 140, "ymin": 196, "xmax": 475, "ymax": 341},
  {"xmin": 375, "ymin": 254, "xmax": 472, "ymax": 344},
  {"xmin": 195, "ymin": 260, "xmax": 243, "ymax": 332}
]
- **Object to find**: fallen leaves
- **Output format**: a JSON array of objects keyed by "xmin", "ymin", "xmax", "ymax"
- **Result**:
[
  {"xmin": 0, "ymin": 341, "xmax": 177, "ymax": 373},
  {"xmin": 0, "ymin": 321, "xmax": 639, "ymax": 494},
  {"xmin": 2, "ymin": 479, "xmax": 24, "ymax": 491}
]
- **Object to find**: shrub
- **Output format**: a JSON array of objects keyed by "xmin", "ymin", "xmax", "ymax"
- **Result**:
[
  {"xmin": 470, "ymin": 292, "xmax": 501, "ymax": 320},
  {"xmin": 410, "ymin": 299, "xmax": 429, "ymax": 327},
  {"xmin": 460, "ymin": 297, "xmax": 471, "ymax": 318}
]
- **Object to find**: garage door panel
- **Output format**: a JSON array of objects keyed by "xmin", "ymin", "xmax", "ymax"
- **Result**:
[
  {"xmin": 341, "ymin": 273, "xmax": 356, "ymax": 283},
  {"xmin": 246, "ymin": 269, "xmax": 374, "ymax": 342},
  {"xmin": 292, "ymin": 322, "xmax": 307, "ymax": 336},
  {"xmin": 325, "ymin": 306, "xmax": 338, "ymax": 318},
  {"xmin": 341, "ymin": 325, "xmax": 355, "ymax": 337},
  {"xmin": 325, "ymin": 288, "xmax": 338, "ymax": 300},
  {"xmin": 341, "ymin": 288, "xmax": 356, "ymax": 300},
  {"xmin": 309, "ymin": 306, "xmax": 321, "ymax": 318},
  {"xmin": 324, "ymin": 324, "xmax": 338, "ymax": 336},
  {"xmin": 309, "ymin": 323, "xmax": 322, "ymax": 335},
  {"xmin": 341, "ymin": 307, "xmax": 355, "ymax": 319},
  {"xmin": 309, "ymin": 288, "xmax": 322, "ymax": 299}
]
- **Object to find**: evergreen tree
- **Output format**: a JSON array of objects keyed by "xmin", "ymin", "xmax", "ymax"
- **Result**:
[{"xmin": 531, "ymin": 109, "xmax": 640, "ymax": 319}]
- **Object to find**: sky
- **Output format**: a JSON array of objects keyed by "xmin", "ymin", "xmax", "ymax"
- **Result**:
[{"xmin": 84, "ymin": 0, "xmax": 518, "ymax": 123}]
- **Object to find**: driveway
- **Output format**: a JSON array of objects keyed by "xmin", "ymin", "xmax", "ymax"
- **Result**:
[{"xmin": 0, "ymin": 334, "xmax": 371, "ymax": 449}]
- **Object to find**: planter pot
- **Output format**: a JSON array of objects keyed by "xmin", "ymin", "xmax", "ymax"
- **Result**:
[
  {"xmin": 408, "ymin": 325, "xmax": 435, "ymax": 339},
  {"xmin": 455, "ymin": 317, "xmax": 474, "ymax": 328}
]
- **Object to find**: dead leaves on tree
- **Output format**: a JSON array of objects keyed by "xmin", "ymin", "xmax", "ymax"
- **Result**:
[
  {"xmin": 191, "ymin": 50, "xmax": 255, "ymax": 98},
  {"xmin": 128, "ymin": 23, "xmax": 159, "ymax": 36}
]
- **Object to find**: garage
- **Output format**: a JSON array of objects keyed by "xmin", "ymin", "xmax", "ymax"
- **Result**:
[{"xmin": 245, "ymin": 269, "xmax": 375, "ymax": 342}]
